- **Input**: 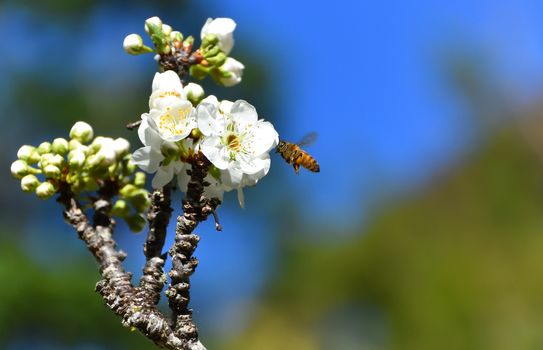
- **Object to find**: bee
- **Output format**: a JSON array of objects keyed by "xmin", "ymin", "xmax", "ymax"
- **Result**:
[{"xmin": 276, "ymin": 132, "xmax": 320, "ymax": 174}]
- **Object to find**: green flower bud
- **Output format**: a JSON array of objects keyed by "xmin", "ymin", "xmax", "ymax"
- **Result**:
[
  {"xmin": 205, "ymin": 52, "xmax": 227, "ymax": 67},
  {"xmin": 113, "ymin": 138, "xmax": 130, "ymax": 157},
  {"xmin": 202, "ymin": 33, "xmax": 219, "ymax": 48},
  {"xmin": 144, "ymin": 16, "xmax": 163, "ymax": 34},
  {"xmin": 120, "ymin": 184, "xmax": 138, "ymax": 198},
  {"xmin": 82, "ymin": 176, "xmax": 99, "ymax": 192},
  {"xmin": 184, "ymin": 83, "xmax": 205, "ymax": 105},
  {"xmin": 51, "ymin": 138, "xmax": 69, "ymax": 155},
  {"xmin": 190, "ymin": 64, "xmax": 210, "ymax": 80},
  {"xmin": 68, "ymin": 150, "xmax": 86, "ymax": 169},
  {"xmin": 11, "ymin": 160, "xmax": 29, "ymax": 179},
  {"xmin": 129, "ymin": 189, "xmax": 151, "ymax": 213},
  {"xmin": 183, "ymin": 35, "xmax": 194, "ymax": 47},
  {"xmin": 43, "ymin": 164, "xmax": 61, "ymax": 179},
  {"xmin": 37, "ymin": 142, "xmax": 52, "ymax": 155},
  {"xmin": 123, "ymin": 34, "xmax": 153, "ymax": 55},
  {"xmin": 17, "ymin": 145, "xmax": 40, "ymax": 164},
  {"xmin": 134, "ymin": 172, "xmax": 146, "ymax": 188},
  {"xmin": 70, "ymin": 121, "xmax": 94, "ymax": 143},
  {"xmin": 85, "ymin": 154, "xmax": 105, "ymax": 169},
  {"xmin": 48, "ymin": 154, "xmax": 64, "ymax": 168},
  {"xmin": 125, "ymin": 214, "xmax": 146, "ymax": 232},
  {"xmin": 111, "ymin": 199, "xmax": 130, "ymax": 217},
  {"xmin": 170, "ymin": 31, "xmax": 183, "ymax": 43},
  {"xmin": 69, "ymin": 139, "xmax": 82, "ymax": 151},
  {"xmin": 161, "ymin": 141, "xmax": 180, "ymax": 158},
  {"xmin": 21, "ymin": 174, "xmax": 40, "ymax": 193},
  {"xmin": 35, "ymin": 182, "xmax": 56, "ymax": 199},
  {"xmin": 125, "ymin": 158, "xmax": 136, "ymax": 174},
  {"xmin": 161, "ymin": 24, "xmax": 172, "ymax": 36}
]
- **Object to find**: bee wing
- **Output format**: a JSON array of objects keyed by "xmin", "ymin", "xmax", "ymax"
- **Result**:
[{"xmin": 297, "ymin": 132, "xmax": 318, "ymax": 147}]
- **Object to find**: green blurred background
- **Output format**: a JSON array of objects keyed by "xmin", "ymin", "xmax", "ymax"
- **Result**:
[{"xmin": 3, "ymin": 0, "xmax": 543, "ymax": 349}]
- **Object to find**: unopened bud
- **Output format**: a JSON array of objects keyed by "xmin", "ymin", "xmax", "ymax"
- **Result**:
[
  {"xmin": 123, "ymin": 33, "xmax": 152, "ymax": 55},
  {"xmin": 68, "ymin": 150, "xmax": 86, "ymax": 168},
  {"xmin": 70, "ymin": 121, "xmax": 94, "ymax": 143},
  {"xmin": 48, "ymin": 154, "xmax": 64, "ymax": 168},
  {"xmin": 69, "ymin": 139, "xmax": 82, "ymax": 151},
  {"xmin": 17, "ymin": 145, "xmax": 40, "ymax": 164},
  {"xmin": 113, "ymin": 138, "xmax": 130, "ymax": 157},
  {"xmin": 144, "ymin": 16, "xmax": 163, "ymax": 34},
  {"xmin": 160, "ymin": 141, "xmax": 180, "ymax": 158},
  {"xmin": 51, "ymin": 138, "xmax": 69, "ymax": 155},
  {"xmin": 37, "ymin": 142, "xmax": 52, "ymax": 155},
  {"xmin": 126, "ymin": 214, "xmax": 146, "ymax": 232},
  {"xmin": 43, "ymin": 164, "xmax": 61, "ymax": 179},
  {"xmin": 129, "ymin": 189, "xmax": 151, "ymax": 212},
  {"xmin": 111, "ymin": 199, "xmax": 130, "ymax": 217},
  {"xmin": 170, "ymin": 31, "xmax": 183, "ymax": 43},
  {"xmin": 162, "ymin": 24, "xmax": 172, "ymax": 36},
  {"xmin": 120, "ymin": 184, "xmax": 138, "ymax": 198},
  {"xmin": 35, "ymin": 182, "xmax": 56, "ymax": 199},
  {"xmin": 184, "ymin": 83, "xmax": 205, "ymax": 105},
  {"xmin": 11, "ymin": 160, "xmax": 29, "ymax": 179},
  {"xmin": 134, "ymin": 172, "xmax": 146, "ymax": 187},
  {"xmin": 21, "ymin": 174, "xmax": 40, "ymax": 193}
]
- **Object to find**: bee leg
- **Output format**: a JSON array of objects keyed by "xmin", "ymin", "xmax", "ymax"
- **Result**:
[{"xmin": 293, "ymin": 163, "xmax": 300, "ymax": 174}]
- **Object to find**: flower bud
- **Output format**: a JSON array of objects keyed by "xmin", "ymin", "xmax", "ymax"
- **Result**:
[
  {"xmin": 51, "ymin": 138, "xmax": 69, "ymax": 155},
  {"xmin": 113, "ymin": 138, "xmax": 130, "ymax": 157},
  {"xmin": 123, "ymin": 34, "xmax": 152, "ymax": 55},
  {"xmin": 37, "ymin": 142, "xmax": 52, "ymax": 155},
  {"xmin": 200, "ymin": 18, "xmax": 236, "ymax": 55},
  {"xmin": 125, "ymin": 158, "xmax": 136, "ymax": 174},
  {"xmin": 43, "ymin": 164, "xmax": 61, "ymax": 179},
  {"xmin": 162, "ymin": 24, "xmax": 172, "ymax": 36},
  {"xmin": 217, "ymin": 57, "xmax": 245, "ymax": 87},
  {"xmin": 11, "ymin": 160, "xmax": 29, "ymax": 179},
  {"xmin": 35, "ymin": 182, "xmax": 56, "ymax": 200},
  {"xmin": 129, "ymin": 189, "xmax": 151, "ymax": 212},
  {"xmin": 134, "ymin": 172, "xmax": 146, "ymax": 188},
  {"xmin": 68, "ymin": 150, "xmax": 86, "ymax": 168},
  {"xmin": 120, "ymin": 184, "xmax": 138, "ymax": 198},
  {"xmin": 170, "ymin": 31, "xmax": 183, "ymax": 43},
  {"xmin": 21, "ymin": 174, "xmax": 40, "ymax": 193},
  {"xmin": 69, "ymin": 139, "xmax": 82, "ymax": 151},
  {"xmin": 160, "ymin": 141, "xmax": 180, "ymax": 158},
  {"xmin": 48, "ymin": 154, "xmax": 64, "ymax": 168},
  {"xmin": 86, "ymin": 154, "xmax": 105, "ymax": 168},
  {"xmin": 111, "ymin": 199, "xmax": 130, "ymax": 217},
  {"xmin": 82, "ymin": 176, "xmax": 99, "ymax": 192},
  {"xmin": 125, "ymin": 214, "xmax": 146, "ymax": 232},
  {"xmin": 184, "ymin": 83, "xmax": 205, "ymax": 105},
  {"xmin": 144, "ymin": 16, "xmax": 163, "ymax": 34},
  {"xmin": 98, "ymin": 148, "xmax": 117, "ymax": 166},
  {"xmin": 70, "ymin": 121, "xmax": 94, "ymax": 143},
  {"xmin": 17, "ymin": 145, "xmax": 40, "ymax": 164}
]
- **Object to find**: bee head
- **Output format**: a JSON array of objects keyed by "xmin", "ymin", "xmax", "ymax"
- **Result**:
[{"xmin": 276, "ymin": 140, "xmax": 286, "ymax": 152}]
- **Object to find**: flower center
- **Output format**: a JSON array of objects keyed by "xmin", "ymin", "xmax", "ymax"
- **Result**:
[
  {"xmin": 158, "ymin": 106, "xmax": 190, "ymax": 137},
  {"xmin": 159, "ymin": 91, "xmax": 181, "ymax": 98},
  {"xmin": 226, "ymin": 133, "xmax": 241, "ymax": 152}
]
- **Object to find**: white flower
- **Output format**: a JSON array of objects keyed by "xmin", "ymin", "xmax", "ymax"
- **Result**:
[
  {"xmin": 218, "ymin": 58, "xmax": 245, "ymax": 87},
  {"xmin": 201, "ymin": 18, "xmax": 236, "ymax": 55},
  {"xmin": 145, "ymin": 16, "xmax": 163, "ymax": 34},
  {"xmin": 149, "ymin": 71, "xmax": 187, "ymax": 110},
  {"xmin": 197, "ymin": 99, "xmax": 278, "ymax": 179},
  {"xmin": 143, "ymin": 101, "xmax": 197, "ymax": 142},
  {"xmin": 221, "ymin": 154, "xmax": 271, "ymax": 207},
  {"xmin": 133, "ymin": 118, "xmax": 194, "ymax": 189}
]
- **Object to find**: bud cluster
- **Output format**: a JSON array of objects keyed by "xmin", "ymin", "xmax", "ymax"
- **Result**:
[
  {"xmin": 123, "ymin": 16, "xmax": 245, "ymax": 87},
  {"xmin": 11, "ymin": 121, "xmax": 150, "ymax": 232}
]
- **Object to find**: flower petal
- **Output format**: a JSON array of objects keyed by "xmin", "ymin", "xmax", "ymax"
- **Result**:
[
  {"xmin": 132, "ymin": 146, "xmax": 163, "ymax": 173},
  {"xmin": 138, "ymin": 115, "xmax": 162, "ymax": 148},
  {"xmin": 197, "ymin": 102, "xmax": 225, "ymax": 137},
  {"xmin": 152, "ymin": 163, "xmax": 175, "ymax": 188},
  {"xmin": 201, "ymin": 136, "xmax": 230, "ymax": 169},
  {"xmin": 246, "ymin": 120, "xmax": 279, "ymax": 156},
  {"xmin": 230, "ymin": 100, "xmax": 258, "ymax": 132}
]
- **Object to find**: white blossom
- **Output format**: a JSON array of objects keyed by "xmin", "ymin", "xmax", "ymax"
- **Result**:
[
  {"xmin": 149, "ymin": 71, "xmax": 187, "ymax": 110},
  {"xmin": 70, "ymin": 121, "xmax": 93, "ymax": 143},
  {"xmin": 218, "ymin": 58, "xmax": 245, "ymax": 87},
  {"xmin": 123, "ymin": 34, "xmax": 144, "ymax": 55},
  {"xmin": 200, "ymin": 18, "xmax": 236, "ymax": 55}
]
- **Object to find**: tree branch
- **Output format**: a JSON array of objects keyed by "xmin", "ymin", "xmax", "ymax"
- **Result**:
[
  {"xmin": 57, "ymin": 183, "xmax": 206, "ymax": 350},
  {"xmin": 166, "ymin": 153, "xmax": 220, "ymax": 343}
]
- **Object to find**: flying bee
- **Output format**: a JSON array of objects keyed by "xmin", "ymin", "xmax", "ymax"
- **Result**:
[{"xmin": 276, "ymin": 132, "xmax": 320, "ymax": 174}]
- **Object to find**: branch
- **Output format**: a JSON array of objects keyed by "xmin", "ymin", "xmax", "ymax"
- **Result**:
[
  {"xmin": 166, "ymin": 153, "xmax": 220, "ymax": 343},
  {"xmin": 139, "ymin": 185, "xmax": 173, "ymax": 306},
  {"xmin": 57, "ymin": 183, "xmax": 206, "ymax": 350}
]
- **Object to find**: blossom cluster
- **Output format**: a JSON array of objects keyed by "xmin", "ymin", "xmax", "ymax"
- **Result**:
[
  {"xmin": 123, "ymin": 16, "xmax": 245, "ymax": 87},
  {"xmin": 11, "ymin": 122, "xmax": 150, "ymax": 231},
  {"xmin": 132, "ymin": 71, "xmax": 278, "ymax": 207}
]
